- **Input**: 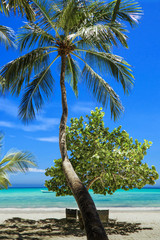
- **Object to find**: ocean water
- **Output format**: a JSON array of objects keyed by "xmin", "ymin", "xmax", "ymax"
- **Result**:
[{"xmin": 0, "ymin": 188, "xmax": 160, "ymax": 208}]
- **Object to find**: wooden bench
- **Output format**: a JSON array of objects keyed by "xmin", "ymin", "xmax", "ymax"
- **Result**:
[{"xmin": 66, "ymin": 208, "xmax": 109, "ymax": 229}]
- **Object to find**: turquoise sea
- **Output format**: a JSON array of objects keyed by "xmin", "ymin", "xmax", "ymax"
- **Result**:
[{"xmin": 0, "ymin": 188, "xmax": 160, "ymax": 208}]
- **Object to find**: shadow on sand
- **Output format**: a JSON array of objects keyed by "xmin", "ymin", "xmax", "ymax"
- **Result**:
[{"xmin": 0, "ymin": 217, "xmax": 153, "ymax": 239}]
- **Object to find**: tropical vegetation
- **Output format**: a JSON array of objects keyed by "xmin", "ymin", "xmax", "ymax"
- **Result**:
[
  {"xmin": 45, "ymin": 108, "xmax": 159, "ymax": 196},
  {"xmin": 0, "ymin": 0, "xmax": 142, "ymax": 239},
  {"xmin": 0, "ymin": 134, "xmax": 36, "ymax": 189},
  {"xmin": 0, "ymin": 24, "xmax": 16, "ymax": 92}
]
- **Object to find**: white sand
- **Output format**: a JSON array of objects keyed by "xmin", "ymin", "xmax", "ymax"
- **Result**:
[
  {"xmin": 109, "ymin": 208, "xmax": 160, "ymax": 240},
  {"xmin": 0, "ymin": 208, "xmax": 66, "ymax": 224},
  {"xmin": 0, "ymin": 208, "xmax": 160, "ymax": 240}
]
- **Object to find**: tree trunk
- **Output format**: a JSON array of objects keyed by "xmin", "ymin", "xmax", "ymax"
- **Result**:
[{"xmin": 59, "ymin": 54, "xmax": 109, "ymax": 240}]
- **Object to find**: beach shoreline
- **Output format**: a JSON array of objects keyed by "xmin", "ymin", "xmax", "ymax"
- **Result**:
[{"xmin": 0, "ymin": 208, "xmax": 160, "ymax": 239}]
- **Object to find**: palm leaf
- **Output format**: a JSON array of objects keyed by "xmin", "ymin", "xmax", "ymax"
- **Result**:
[
  {"xmin": 0, "ymin": 150, "xmax": 36, "ymax": 173},
  {"xmin": 0, "ymin": 133, "xmax": 36, "ymax": 189},
  {"xmin": 0, "ymin": 47, "xmax": 50, "ymax": 95},
  {"xmin": 83, "ymin": 1, "xmax": 113, "ymax": 24},
  {"xmin": 0, "ymin": 75, "xmax": 6, "ymax": 94},
  {"xmin": 32, "ymin": 0, "xmax": 60, "ymax": 36},
  {"xmin": 77, "ymin": 49, "xmax": 134, "ymax": 94},
  {"xmin": 18, "ymin": 57, "xmax": 58, "ymax": 121},
  {"xmin": 0, "ymin": 172, "xmax": 11, "ymax": 190},
  {"xmin": 116, "ymin": 0, "xmax": 142, "ymax": 26},
  {"xmin": 57, "ymin": 0, "xmax": 89, "ymax": 34},
  {"xmin": 82, "ymin": 63, "xmax": 123, "ymax": 120},
  {"xmin": 74, "ymin": 23, "xmax": 128, "ymax": 51},
  {"xmin": 112, "ymin": 0, "xmax": 121, "ymax": 22},
  {"xmin": 0, "ymin": 152, "xmax": 35, "ymax": 172},
  {"xmin": 0, "ymin": 25, "xmax": 16, "ymax": 49},
  {"xmin": 65, "ymin": 55, "xmax": 80, "ymax": 96},
  {"xmin": 72, "ymin": 52, "xmax": 123, "ymax": 120},
  {"xmin": 1, "ymin": 0, "xmax": 35, "ymax": 21},
  {"xmin": 0, "ymin": 1, "xmax": 8, "ymax": 15},
  {"xmin": 88, "ymin": 0, "xmax": 142, "ymax": 27},
  {"xmin": 18, "ymin": 22, "xmax": 57, "ymax": 51}
]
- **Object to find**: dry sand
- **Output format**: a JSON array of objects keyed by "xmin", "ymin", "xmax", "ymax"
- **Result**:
[{"xmin": 0, "ymin": 208, "xmax": 160, "ymax": 240}]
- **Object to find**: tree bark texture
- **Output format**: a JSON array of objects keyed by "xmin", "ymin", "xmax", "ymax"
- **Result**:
[{"xmin": 59, "ymin": 54, "xmax": 109, "ymax": 240}]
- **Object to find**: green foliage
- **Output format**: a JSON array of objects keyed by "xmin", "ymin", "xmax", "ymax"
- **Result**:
[
  {"xmin": 0, "ymin": 0, "xmax": 35, "ymax": 21},
  {"xmin": 0, "ymin": 25, "xmax": 16, "ymax": 50},
  {"xmin": 0, "ymin": 133, "xmax": 36, "ymax": 189},
  {"xmin": 45, "ymin": 108, "xmax": 159, "ymax": 196},
  {"xmin": 0, "ymin": 0, "xmax": 142, "ymax": 121}
]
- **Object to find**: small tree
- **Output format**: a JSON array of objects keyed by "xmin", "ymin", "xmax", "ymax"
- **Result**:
[{"xmin": 45, "ymin": 108, "xmax": 159, "ymax": 196}]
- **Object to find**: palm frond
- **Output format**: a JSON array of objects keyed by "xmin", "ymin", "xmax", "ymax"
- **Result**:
[
  {"xmin": 111, "ymin": 0, "xmax": 121, "ymax": 22},
  {"xmin": 87, "ymin": 0, "xmax": 142, "ymax": 27},
  {"xmin": 73, "ymin": 23, "xmax": 128, "ymax": 51},
  {"xmin": 117, "ymin": 0, "xmax": 143, "ymax": 26},
  {"xmin": 86, "ymin": 1, "xmax": 115, "ymax": 24},
  {"xmin": 65, "ymin": 55, "xmax": 80, "ymax": 96},
  {"xmin": 2, "ymin": 0, "xmax": 35, "ymax": 21},
  {"xmin": 72, "ymin": 52, "xmax": 123, "ymax": 120},
  {"xmin": 0, "ymin": 150, "xmax": 36, "ymax": 173},
  {"xmin": 18, "ymin": 22, "xmax": 57, "ymax": 51},
  {"xmin": 83, "ymin": 63, "xmax": 123, "ymax": 120},
  {"xmin": 57, "ymin": 0, "xmax": 89, "ymax": 34},
  {"xmin": 0, "ymin": 1, "xmax": 8, "ymax": 15},
  {"xmin": 0, "ymin": 75, "xmax": 6, "ymax": 94},
  {"xmin": 0, "ymin": 172, "xmax": 11, "ymax": 190},
  {"xmin": 0, "ymin": 47, "xmax": 50, "ymax": 95},
  {"xmin": 0, "ymin": 134, "xmax": 36, "ymax": 189},
  {"xmin": 32, "ymin": 0, "xmax": 60, "ymax": 36},
  {"xmin": 0, "ymin": 25, "xmax": 16, "ymax": 49},
  {"xmin": 77, "ymin": 49, "xmax": 134, "ymax": 94},
  {"xmin": 18, "ymin": 56, "xmax": 58, "ymax": 121}
]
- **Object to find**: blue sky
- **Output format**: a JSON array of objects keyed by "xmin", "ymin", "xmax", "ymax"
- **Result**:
[{"xmin": 0, "ymin": 0, "xmax": 160, "ymax": 187}]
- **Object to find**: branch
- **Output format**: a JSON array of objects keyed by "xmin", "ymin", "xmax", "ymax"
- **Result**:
[{"xmin": 87, "ymin": 176, "xmax": 101, "ymax": 191}]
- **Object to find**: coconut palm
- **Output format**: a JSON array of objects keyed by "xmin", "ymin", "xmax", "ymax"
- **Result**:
[
  {"xmin": 0, "ymin": 134, "xmax": 36, "ymax": 189},
  {"xmin": 0, "ymin": 0, "xmax": 142, "ymax": 239}
]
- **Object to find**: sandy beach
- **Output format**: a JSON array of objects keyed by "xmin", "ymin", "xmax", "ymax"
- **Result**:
[{"xmin": 0, "ymin": 208, "xmax": 160, "ymax": 239}]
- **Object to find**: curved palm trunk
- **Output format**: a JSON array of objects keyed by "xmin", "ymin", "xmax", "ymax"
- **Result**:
[{"xmin": 59, "ymin": 54, "xmax": 109, "ymax": 240}]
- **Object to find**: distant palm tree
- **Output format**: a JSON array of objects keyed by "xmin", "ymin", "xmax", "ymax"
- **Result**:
[
  {"xmin": 0, "ymin": 0, "xmax": 142, "ymax": 239},
  {"xmin": 0, "ymin": 134, "xmax": 36, "ymax": 189}
]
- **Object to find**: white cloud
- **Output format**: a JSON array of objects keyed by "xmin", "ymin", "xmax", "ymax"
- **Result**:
[
  {"xmin": 0, "ymin": 98, "xmax": 60, "ymax": 132},
  {"xmin": 0, "ymin": 118, "xmax": 60, "ymax": 132},
  {"xmin": 72, "ymin": 102, "xmax": 94, "ymax": 113},
  {"xmin": 0, "ymin": 98, "xmax": 18, "ymax": 117},
  {"xmin": 0, "ymin": 121, "xmax": 15, "ymax": 128},
  {"xmin": 35, "ymin": 136, "xmax": 59, "ymax": 143},
  {"xmin": 28, "ymin": 168, "xmax": 45, "ymax": 173},
  {"xmin": 21, "ymin": 117, "xmax": 60, "ymax": 132}
]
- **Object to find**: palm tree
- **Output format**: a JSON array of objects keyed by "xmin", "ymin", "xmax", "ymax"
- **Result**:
[
  {"xmin": 0, "ymin": 0, "xmax": 142, "ymax": 239},
  {"xmin": 0, "ymin": 134, "xmax": 36, "ymax": 189}
]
